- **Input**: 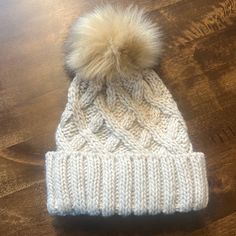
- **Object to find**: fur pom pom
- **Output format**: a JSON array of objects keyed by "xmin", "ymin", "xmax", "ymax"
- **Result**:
[{"xmin": 65, "ymin": 5, "xmax": 162, "ymax": 80}]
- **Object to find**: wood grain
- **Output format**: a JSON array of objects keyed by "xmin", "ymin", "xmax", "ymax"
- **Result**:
[{"xmin": 0, "ymin": 0, "xmax": 235, "ymax": 235}]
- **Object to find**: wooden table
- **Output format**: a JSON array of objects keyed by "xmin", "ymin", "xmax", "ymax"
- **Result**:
[{"xmin": 0, "ymin": 0, "xmax": 235, "ymax": 235}]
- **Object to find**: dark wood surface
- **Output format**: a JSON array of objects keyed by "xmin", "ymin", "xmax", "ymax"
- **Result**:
[{"xmin": 0, "ymin": 0, "xmax": 236, "ymax": 235}]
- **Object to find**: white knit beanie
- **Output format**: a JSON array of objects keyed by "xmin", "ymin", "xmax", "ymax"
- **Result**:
[{"xmin": 45, "ymin": 5, "xmax": 208, "ymax": 216}]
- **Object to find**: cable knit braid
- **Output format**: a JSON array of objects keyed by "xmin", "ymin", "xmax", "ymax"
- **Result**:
[{"xmin": 46, "ymin": 69, "xmax": 208, "ymax": 216}]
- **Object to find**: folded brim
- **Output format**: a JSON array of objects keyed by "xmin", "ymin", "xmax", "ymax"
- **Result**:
[{"xmin": 45, "ymin": 151, "xmax": 208, "ymax": 216}]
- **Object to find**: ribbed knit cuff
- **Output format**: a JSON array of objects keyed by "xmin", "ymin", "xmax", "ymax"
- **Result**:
[{"xmin": 45, "ymin": 151, "xmax": 208, "ymax": 216}]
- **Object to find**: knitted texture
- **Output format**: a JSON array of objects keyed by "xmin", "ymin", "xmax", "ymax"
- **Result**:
[{"xmin": 46, "ymin": 69, "xmax": 208, "ymax": 216}]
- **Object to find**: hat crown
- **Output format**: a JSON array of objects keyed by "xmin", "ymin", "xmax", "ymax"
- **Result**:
[{"xmin": 56, "ymin": 69, "xmax": 192, "ymax": 156}]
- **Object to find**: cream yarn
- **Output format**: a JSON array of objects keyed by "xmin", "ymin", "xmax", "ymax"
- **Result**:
[{"xmin": 45, "ymin": 6, "xmax": 208, "ymax": 216}]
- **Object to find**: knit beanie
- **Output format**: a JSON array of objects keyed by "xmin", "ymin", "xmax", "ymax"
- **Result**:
[{"xmin": 45, "ymin": 5, "xmax": 208, "ymax": 216}]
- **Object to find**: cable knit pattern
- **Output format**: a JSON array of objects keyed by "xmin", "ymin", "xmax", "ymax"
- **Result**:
[{"xmin": 45, "ymin": 69, "xmax": 208, "ymax": 215}]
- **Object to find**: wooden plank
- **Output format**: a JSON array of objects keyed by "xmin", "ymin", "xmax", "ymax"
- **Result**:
[{"xmin": 0, "ymin": 0, "xmax": 235, "ymax": 235}]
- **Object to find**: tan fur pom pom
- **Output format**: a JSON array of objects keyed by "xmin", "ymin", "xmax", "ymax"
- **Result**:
[{"xmin": 65, "ymin": 5, "xmax": 162, "ymax": 80}]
